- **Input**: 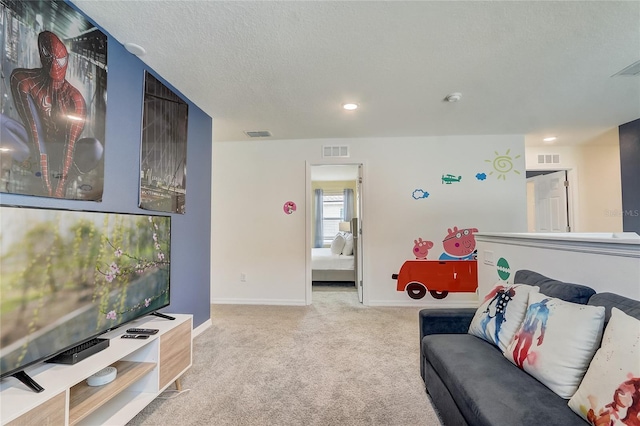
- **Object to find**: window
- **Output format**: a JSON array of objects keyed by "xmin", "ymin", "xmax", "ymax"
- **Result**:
[{"xmin": 322, "ymin": 191, "xmax": 344, "ymax": 245}]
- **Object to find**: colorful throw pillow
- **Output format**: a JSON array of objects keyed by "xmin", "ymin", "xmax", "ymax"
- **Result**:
[
  {"xmin": 504, "ymin": 292, "xmax": 605, "ymax": 399},
  {"xmin": 568, "ymin": 308, "xmax": 640, "ymax": 425},
  {"xmin": 468, "ymin": 283, "xmax": 539, "ymax": 353},
  {"xmin": 330, "ymin": 233, "xmax": 346, "ymax": 255}
]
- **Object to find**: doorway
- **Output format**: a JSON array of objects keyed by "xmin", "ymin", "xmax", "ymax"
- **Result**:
[
  {"xmin": 307, "ymin": 163, "xmax": 363, "ymax": 304},
  {"xmin": 526, "ymin": 170, "xmax": 572, "ymax": 232}
]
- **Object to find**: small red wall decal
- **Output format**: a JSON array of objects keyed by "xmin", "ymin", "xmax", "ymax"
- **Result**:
[{"xmin": 283, "ymin": 201, "xmax": 296, "ymax": 215}]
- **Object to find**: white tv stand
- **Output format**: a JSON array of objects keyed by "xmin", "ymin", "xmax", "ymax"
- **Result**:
[{"xmin": 1, "ymin": 314, "xmax": 192, "ymax": 426}]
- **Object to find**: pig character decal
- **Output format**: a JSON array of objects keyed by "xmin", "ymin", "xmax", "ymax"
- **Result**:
[
  {"xmin": 439, "ymin": 226, "xmax": 479, "ymax": 260},
  {"xmin": 413, "ymin": 238, "xmax": 434, "ymax": 259}
]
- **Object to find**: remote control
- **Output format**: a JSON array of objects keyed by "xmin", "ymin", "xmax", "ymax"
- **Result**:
[
  {"xmin": 121, "ymin": 334, "xmax": 149, "ymax": 339},
  {"xmin": 126, "ymin": 328, "xmax": 159, "ymax": 335}
]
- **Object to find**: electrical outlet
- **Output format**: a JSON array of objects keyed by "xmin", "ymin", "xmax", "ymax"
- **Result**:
[
  {"xmin": 240, "ymin": 273, "xmax": 247, "ymax": 282},
  {"xmin": 484, "ymin": 251, "xmax": 494, "ymax": 266}
]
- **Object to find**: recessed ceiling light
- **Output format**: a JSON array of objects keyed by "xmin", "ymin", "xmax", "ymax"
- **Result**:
[
  {"xmin": 543, "ymin": 136, "xmax": 557, "ymax": 143},
  {"xmin": 124, "ymin": 42, "xmax": 146, "ymax": 56},
  {"xmin": 342, "ymin": 103, "xmax": 358, "ymax": 111}
]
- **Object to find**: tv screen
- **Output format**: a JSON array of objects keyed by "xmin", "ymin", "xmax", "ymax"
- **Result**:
[{"xmin": 0, "ymin": 205, "xmax": 171, "ymax": 381}]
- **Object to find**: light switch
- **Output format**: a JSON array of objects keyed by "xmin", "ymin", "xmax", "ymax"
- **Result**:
[{"xmin": 484, "ymin": 250, "xmax": 494, "ymax": 265}]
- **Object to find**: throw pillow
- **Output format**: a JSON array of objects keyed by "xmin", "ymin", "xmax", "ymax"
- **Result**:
[
  {"xmin": 504, "ymin": 291, "xmax": 605, "ymax": 399},
  {"xmin": 568, "ymin": 308, "xmax": 640, "ymax": 425},
  {"xmin": 468, "ymin": 283, "xmax": 539, "ymax": 353},
  {"xmin": 342, "ymin": 232, "xmax": 354, "ymax": 256},
  {"xmin": 330, "ymin": 233, "xmax": 346, "ymax": 255}
]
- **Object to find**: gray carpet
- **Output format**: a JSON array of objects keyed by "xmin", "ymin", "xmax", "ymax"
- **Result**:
[{"xmin": 128, "ymin": 287, "xmax": 443, "ymax": 425}]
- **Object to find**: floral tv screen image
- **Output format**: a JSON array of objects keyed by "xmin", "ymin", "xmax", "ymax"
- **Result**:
[{"xmin": 0, "ymin": 206, "xmax": 171, "ymax": 378}]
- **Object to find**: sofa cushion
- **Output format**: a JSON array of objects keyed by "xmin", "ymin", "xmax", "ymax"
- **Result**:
[
  {"xmin": 514, "ymin": 269, "xmax": 595, "ymax": 304},
  {"xmin": 504, "ymin": 292, "xmax": 605, "ymax": 398},
  {"xmin": 422, "ymin": 334, "xmax": 586, "ymax": 426},
  {"xmin": 468, "ymin": 283, "xmax": 539, "ymax": 352},
  {"xmin": 587, "ymin": 292, "xmax": 640, "ymax": 323},
  {"xmin": 568, "ymin": 307, "xmax": 640, "ymax": 424}
]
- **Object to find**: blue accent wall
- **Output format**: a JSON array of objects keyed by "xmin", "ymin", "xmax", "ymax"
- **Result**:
[
  {"xmin": 619, "ymin": 119, "xmax": 640, "ymax": 234},
  {"xmin": 1, "ymin": 2, "xmax": 213, "ymax": 328}
]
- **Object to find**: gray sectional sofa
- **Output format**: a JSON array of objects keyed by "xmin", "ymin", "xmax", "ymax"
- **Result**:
[{"xmin": 419, "ymin": 269, "xmax": 640, "ymax": 426}]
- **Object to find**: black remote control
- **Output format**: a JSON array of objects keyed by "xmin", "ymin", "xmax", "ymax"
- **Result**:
[
  {"xmin": 121, "ymin": 334, "xmax": 149, "ymax": 339},
  {"xmin": 126, "ymin": 328, "xmax": 159, "ymax": 335}
]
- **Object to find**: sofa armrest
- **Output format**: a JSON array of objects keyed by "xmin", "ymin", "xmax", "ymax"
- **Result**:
[{"xmin": 419, "ymin": 308, "xmax": 476, "ymax": 341}]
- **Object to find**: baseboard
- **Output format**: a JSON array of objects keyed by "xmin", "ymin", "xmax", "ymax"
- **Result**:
[
  {"xmin": 193, "ymin": 319, "xmax": 212, "ymax": 338},
  {"xmin": 210, "ymin": 298, "xmax": 307, "ymax": 306},
  {"xmin": 367, "ymin": 300, "xmax": 479, "ymax": 308}
]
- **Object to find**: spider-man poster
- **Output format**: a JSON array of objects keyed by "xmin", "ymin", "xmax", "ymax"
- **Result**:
[{"xmin": 0, "ymin": 0, "xmax": 107, "ymax": 200}]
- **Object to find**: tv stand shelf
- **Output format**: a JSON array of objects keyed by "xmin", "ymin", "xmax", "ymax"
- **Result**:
[
  {"xmin": 69, "ymin": 360, "xmax": 156, "ymax": 425},
  {"xmin": 1, "ymin": 314, "xmax": 192, "ymax": 426}
]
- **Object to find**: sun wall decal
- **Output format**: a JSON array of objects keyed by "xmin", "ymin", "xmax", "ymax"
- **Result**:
[{"xmin": 485, "ymin": 149, "xmax": 521, "ymax": 180}]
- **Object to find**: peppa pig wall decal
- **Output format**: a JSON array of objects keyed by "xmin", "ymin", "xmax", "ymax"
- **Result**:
[
  {"xmin": 392, "ymin": 226, "xmax": 480, "ymax": 300},
  {"xmin": 413, "ymin": 238, "xmax": 434, "ymax": 259},
  {"xmin": 283, "ymin": 201, "xmax": 296, "ymax": 215},
  {"xmin": 438, "ymin": 226, "xmax": 479, "ymax": 260}
]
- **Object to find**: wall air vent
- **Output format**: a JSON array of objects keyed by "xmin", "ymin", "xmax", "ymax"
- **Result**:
[
  {"xmin": 322, "ymin": 145, "xmax": 350, "ymax": 158},
  {"xmin": 612, "ymin": 60, "xmax": 640, "ymax": 77},
  {"xmin": 244, "ymin": 130, "xmax": 272, "ymax": 138},
  {"xmin": 537, "ymin": 154, "xmax": 561, "ymax": 164}
]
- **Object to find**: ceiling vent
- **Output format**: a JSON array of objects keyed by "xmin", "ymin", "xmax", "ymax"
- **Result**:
[
  {"xmin": 537, "ymin": 154, "xmax": 560, "ymax": 164},
  {"xmin": 244, "ymin": 130, "xmax": 272, "ymax": 138},
  {"xmin": 322, "ymin": 145, "xmax": 350, "ymax": 158},
  {"xmin": 612, "ymin": 60, "xmax": 640, "ymax": 77}
]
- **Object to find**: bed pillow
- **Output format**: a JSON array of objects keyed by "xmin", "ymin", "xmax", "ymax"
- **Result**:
[
  {"xmin": 342, "ymin": 232, "xmax": 354, "ymax": 256},
  {"xmin": 504, "ymin": 292, "xmax": 605, "ymax": 399},
  {"xmin": 568, "ymin": 307, "xmax": 640, "ymax": 424},
  {"xmin": 468, "ymin": 283, "xmax": 539, "ymax": 353},
  {"xmin": 330, "ymin": 233, "xmax": 346, "ymax": 255}
]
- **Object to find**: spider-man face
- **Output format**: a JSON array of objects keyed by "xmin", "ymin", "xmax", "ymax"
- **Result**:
[{"xmin": 38, "ymin": 31, "xmax": 68, "ymax": 81}]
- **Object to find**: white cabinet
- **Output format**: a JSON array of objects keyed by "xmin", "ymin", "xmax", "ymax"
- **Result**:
[{"xmin": 1, "ymin": 314, "xmax": 192, "ymax": 426}]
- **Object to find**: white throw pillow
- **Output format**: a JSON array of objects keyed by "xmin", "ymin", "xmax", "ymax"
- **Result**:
[
  {"xmin": 568, "ymin": 308, "xmax": 640, "ymax": 425},
  {"xmin": 468, "ymin": 283, "xmax": 539, "ymax": 353},
  {"xmin": 330, "ymin": 233, "xmax": 346, "ymax": 255},
  {"xmin": 504, "ymin": 292, "xmax": 605, "ymax": 399},
  {"xmin": 342, "ymin": 233, "xmax": 354, "ymax": 256}
]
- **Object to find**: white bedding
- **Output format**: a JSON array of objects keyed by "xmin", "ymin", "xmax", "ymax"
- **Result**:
[{"xmin": 311, "ymin": 248, "xmax": 354, "ymax": 271}]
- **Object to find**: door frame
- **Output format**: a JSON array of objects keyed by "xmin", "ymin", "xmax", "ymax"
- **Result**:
[
  {"xmin": 525, "ymin": 167, "xmax": 578, "ymax": 233},
  {"xmin": 305, "ymin": 161, "xmax": 365, "ymax": 305}
]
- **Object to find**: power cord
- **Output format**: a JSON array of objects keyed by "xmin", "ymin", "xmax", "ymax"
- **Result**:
[{"xmin": 157, "ymin": 388, "xmax": 191, "ymax": 399}]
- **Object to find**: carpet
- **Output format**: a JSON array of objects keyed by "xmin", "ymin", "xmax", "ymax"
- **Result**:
[{"xmin": 128, "ymin": 287, "xmax": 442, "ymax": 425}]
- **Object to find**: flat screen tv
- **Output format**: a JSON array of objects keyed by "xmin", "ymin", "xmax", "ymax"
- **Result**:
[{"xmin": 0, "ymin": 205, "xmax": 171, "ymax": 392}]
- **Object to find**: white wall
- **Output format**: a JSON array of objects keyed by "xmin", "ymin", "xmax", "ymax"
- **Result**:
[
  {"xmin": 525, "ymin": 129, "xmax": 623, "ymax": 232},
  {"xmin": 476, "ymin": 233, "xmax": 640, "ymax": 300},
  {"xmin": 525, "ymin": 145, "xmax": 582, "ymax": 230},
  {"xmin": 212, "ymin": 135, "xmax": 527, "ymax": 306},
  {"xmin": 576, "ymin": 131, "xmax": 623, "ymax": 232}
]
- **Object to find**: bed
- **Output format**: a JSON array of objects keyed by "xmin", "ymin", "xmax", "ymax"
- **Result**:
[
  {"xmin": 312, "ymin": 218, "xmax": 359, "ymax": 283},
  {"xmin": 311, "ymin": 247, "xmax": 355, "ymax": 282}
]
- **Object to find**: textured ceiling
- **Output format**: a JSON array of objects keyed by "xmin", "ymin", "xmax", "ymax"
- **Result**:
[{"xmin": 72, "ymin": 1, "xmax": 640, "ymax": 145}]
